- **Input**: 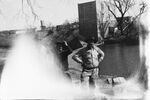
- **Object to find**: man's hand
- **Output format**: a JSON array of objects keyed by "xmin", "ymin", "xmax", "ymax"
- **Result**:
[
  {"xmin": 72, "ymin": 55, "xmax": 83, "ymax": 64},
  {"xmin": 99, "ymin": 57, "xmax": 104, "ymax": 62}
]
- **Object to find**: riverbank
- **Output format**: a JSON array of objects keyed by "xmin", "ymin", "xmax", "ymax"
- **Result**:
[{"xmin": 104, "ymin": 37, "xmax": 139, "ymax": 45}]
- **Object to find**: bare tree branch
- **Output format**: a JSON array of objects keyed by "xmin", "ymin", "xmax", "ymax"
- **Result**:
[
  {"xmin": 123, "ymin": 0, "xmax": 128, "ymax": 14},
  {"xmin": 0, "ymin": 0, "xmax": 3, "ymax": 15},
  {"xmin": 26, "ymin": 0, "xmax": 38, "ymax": 20},
  {"xmin": 104, "ymin": 1, "xmax": 117, "ymax": 19},
  {"xmin": 108, "ymin": 6, "xmax": 117, "ymax": 19},
  {"xmin": 133, "ymin": 1, "xmax": 147, "ymax": 20},
  {"xmin": 21, "ymin": 0, "xmax": 26, "ymax": 16},
  {"xmin": 123, "ymin": 0, "xmax": 134, "ymax": 15},
  {"xmin": 114, "ymin": 0, "xmax": 123, "ymax": 15},
  {"xmin": 139, "ymin": 1, "xmax": 147, "ymax": 14},
  {"xmin": 21, "ymin": 0, "xmax": 38, "ymax": 21}
]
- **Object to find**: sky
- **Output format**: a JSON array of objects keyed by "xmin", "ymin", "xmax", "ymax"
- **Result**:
[
  {"xmin": 0, "ymin": 0, "xmax": 95, "ymax": 31},
  {"xmin": 0, "ymin": 0, "xmax": 148, "ymax": 31}
]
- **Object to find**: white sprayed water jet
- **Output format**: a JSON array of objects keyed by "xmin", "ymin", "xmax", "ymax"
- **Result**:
[{"xmin": 0, "ymin": 32, "xmax": 94, "ymax": 99}]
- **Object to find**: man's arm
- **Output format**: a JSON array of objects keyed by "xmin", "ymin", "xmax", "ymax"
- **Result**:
[
  {"xmin": 72, "ymin": 50, "xmax": 83, "ymax": 64},
  {"xmin": 94, "ymin": 46, "xmax": 104, "ymax": 62},
  {"xmin": 99, "ymin": 49, "xmax": 104, "ymax": 62}
]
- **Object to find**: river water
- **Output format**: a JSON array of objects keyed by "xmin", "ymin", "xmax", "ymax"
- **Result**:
[{"xmin": 99, "ymin": 44, "xmax": 140, "ymax": 78}]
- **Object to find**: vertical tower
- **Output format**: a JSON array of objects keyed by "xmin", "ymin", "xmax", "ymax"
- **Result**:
[{"xmin": 78, "ymin": 1, "xmax": 98, "ymax": 42}]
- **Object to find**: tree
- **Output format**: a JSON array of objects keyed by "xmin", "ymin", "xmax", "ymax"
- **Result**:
[
  {"xmin": 133, "ymin": 1, "xmax": 147, "ymax": 20},
  {"xmin": 104, "ymin": 0, "xmax": 135, "ymax": 35},
  {"xmin": 97, "ymin": 1, "xmax": 111, "ymax": 39},
  {"xmin": 21, "ymin": 0, "xmax": 38, "ymax": 20}
]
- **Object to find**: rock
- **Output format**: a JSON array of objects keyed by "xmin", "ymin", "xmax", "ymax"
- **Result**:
[
  {"xmin": 113, "ymin": 77, "xmax": 126, "ymax": 84},
  {"xmin": 106, "ymin": 77, "xmax": 126, "ymax": 85}
]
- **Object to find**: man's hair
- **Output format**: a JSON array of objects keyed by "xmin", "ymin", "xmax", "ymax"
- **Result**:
[{"xmin": 85, "ymin": 37, "xmax": 96, "ymax": 43}]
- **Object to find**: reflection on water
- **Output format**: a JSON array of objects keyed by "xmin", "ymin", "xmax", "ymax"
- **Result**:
[{"xmin": 99, "ymin": 44, "xmax": 140, "ymax": 78}]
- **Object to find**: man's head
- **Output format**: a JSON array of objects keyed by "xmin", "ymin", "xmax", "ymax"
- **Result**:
[{"xmin": 86, "ymin": 37, "xmax": 95, "ymax": 48}]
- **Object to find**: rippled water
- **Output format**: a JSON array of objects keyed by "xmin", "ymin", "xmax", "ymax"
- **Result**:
[{"xmin": 100, "ymin": 44, "xmax": 140, "ymax": 78}]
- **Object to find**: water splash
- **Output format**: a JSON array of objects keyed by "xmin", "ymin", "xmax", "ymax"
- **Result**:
[
  {"xmin": 0, "ymin": 31, "xmax": 145, "ymax": 100},
  {"xmin": 0, "ymin": 32, "xmax": 89, "ymax": 99}
]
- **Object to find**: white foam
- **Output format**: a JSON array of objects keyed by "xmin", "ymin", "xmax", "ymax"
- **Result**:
[{"xmin": 0, "ymin": 32, "xmax": 87, "ymax": 99}]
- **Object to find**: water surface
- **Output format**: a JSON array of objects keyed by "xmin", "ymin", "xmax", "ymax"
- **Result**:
[{"xmin": 99, "ymin": 44, "xmax": 140, "ymax": 78}]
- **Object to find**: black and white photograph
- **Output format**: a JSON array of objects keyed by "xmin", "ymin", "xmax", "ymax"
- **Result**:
[{"xmin": 0, "ymin": 0, "xmax": 149, "ymax": 99}]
